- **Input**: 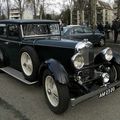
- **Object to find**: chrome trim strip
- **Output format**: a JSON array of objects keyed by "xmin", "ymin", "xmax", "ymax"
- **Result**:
[
  {"xmin": 0, "ymin": 38, "xmax": 22, "ymax": 44},
  {"xmin": 20, "ymin": 25, "xmax": 24, "ymax": 38}
]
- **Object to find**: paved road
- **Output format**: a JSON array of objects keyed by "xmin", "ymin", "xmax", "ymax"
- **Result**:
[{"xmin": 0, "ymin": 43, "xmax": 120, "ymax": 120}]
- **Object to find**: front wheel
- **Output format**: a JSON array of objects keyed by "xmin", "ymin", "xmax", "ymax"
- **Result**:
[{"xmin": 43, "ymin": 70, "xmax": 70, "ymax": 114}]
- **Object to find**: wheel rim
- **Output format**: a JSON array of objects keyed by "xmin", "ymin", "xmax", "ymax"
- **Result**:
[
  {"xmin": 21, "ymin": 52, "xmax": 33, "ymax": 76},
  {"xmin": 100, "ymin": 39, "xmax": 105, "ymax": 46},
  {"xmin": 45, "ymin": 75, "xmax": 59, "ymax": 107}
]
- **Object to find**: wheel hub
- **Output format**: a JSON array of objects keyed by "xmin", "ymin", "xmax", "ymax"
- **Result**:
[{"xmin": 47, "ymin": 89, "xmax": 52, "ymax": 95}]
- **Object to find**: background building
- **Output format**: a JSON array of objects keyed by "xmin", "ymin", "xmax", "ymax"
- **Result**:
[
  {"xmin": 10, "ymin": 8, "xmax": 33, "ymax": 20},
  {"xmin": 96, "ymin": 0, "xmax": 113, "ymax": 25},
  {"xmin": 113, "ymin": 0, "xmax": 120, "ymax": 18}
]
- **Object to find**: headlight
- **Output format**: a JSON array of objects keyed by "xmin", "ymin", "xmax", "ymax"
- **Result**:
[
  {"xmin": 103, "ymin": 47, "xmax": 113, "ymax": 61},
  {"xmin": 72, "ymin": 53, "xmax": 84, "ymax": 69}
]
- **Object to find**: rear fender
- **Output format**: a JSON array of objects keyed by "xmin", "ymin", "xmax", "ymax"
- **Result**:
[{"xmin": 111, "ymin": 51, "xmax": 120, "ymax": 65}]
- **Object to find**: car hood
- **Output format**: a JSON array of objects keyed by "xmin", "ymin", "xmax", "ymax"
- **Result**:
[{"xmin": 33, "ymin": 39, "xmax": 78, "ymax": 49}]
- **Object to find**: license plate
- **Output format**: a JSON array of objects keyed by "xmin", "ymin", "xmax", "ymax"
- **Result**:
[{"xmin": 99, "ymin": 87, "xmax": 116, "ymax": 98}]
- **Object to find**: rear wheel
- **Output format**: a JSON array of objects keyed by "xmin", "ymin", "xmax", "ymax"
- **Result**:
[
  {"xmin": 20, "ymin": 46, "xmax": 39, "ymax": 82},
  {"xmin": 43, "ymin": 70, "xmax": 70, "ymax": 114}
]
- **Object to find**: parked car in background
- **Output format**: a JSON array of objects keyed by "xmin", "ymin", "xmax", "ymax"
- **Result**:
[
  {"xmin": 62, "ymin": 25, "xmax": 105, "ymax": 47},
  {"xmin": 0, "ymin": 20, "xmax": 120, "ymax": 114}
]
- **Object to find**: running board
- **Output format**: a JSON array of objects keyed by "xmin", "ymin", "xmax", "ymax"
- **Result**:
[{"xmin": 0, "ymin": 67, "xmax": 38, "ymax": 85}]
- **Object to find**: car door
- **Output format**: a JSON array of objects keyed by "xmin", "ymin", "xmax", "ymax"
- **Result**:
[
  {"xmin": 5, "ymin": 24, "xmax": 22, "ymax": 70},
  {"xmin": 83, "ymin": 27, "xmax": 98, "ymax": 43}
]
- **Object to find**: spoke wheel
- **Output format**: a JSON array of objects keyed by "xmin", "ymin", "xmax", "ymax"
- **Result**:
[{"xmin": 21, "ymin": 52, "xmax": 33, "ymax": 76}]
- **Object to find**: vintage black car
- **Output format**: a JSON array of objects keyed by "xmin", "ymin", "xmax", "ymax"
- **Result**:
[
  {"xmin": 62, "ymin": 25, "xmax": 105, "ymax": 47},
  {"xmin": 0, "ymin": 20, "xmax": 120, "ymax": 114}
]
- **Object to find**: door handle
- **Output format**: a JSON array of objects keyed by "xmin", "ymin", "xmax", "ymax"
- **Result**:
[{"xmin": 4, "ymin": 41, "xmax": 9, "ymax": 45}]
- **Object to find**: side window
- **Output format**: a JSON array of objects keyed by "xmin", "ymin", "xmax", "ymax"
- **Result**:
[
  {"xmin": 69, "ymin": 29, "xmax": 74, "ymax": 35},
  {"xmin": 8, "ymin": 24, "xmax": 19, "ymax": 39},
  {"xmin": 0, "ymin": 24, "xmax": 7, "ymax": 37},
  {"xmin": 83, "ymin": 27, "xmax": 92, "ymax": 33},
  {"xmin": 72, "ymin": 27, "xmax": 83, "ymax": 35},
  {"xmin": 22, "ymin": 24, "xmax": 49, "ymax": 36}
]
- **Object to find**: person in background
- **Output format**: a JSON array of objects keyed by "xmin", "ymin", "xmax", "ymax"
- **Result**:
[
  {"xmin": 112, "ymin": 17, "xmax": 120, "ymax": 43},
  {"xmin": 104, "ymin": 21, "xmax": 111, "ymax": 39},
  {"xmin": 97, "ymin": 22, "xmax": 104, "ymax": 34}
]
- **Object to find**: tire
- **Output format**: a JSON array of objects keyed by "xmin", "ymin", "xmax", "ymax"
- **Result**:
[
  {"xmin": 43, "ymin": 69, "xmax": 70, "ymax": 114},
  {"xmin": 108, "ymin": 65, "xmax": 117, "ymax": 83},
  {"xmin": 20, "ymin": 46, "xmax": 40, "ymax": 82},
  {"xmin": 99, "ymin": 39, "xmax": 105, "ymax": 47},
  {"xmin": 113, "ymin": 63, "xmax": 120, "ymax": 80}
]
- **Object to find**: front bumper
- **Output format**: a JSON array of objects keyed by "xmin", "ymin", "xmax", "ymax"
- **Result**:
[{"xmin": 71, "ymin": 80, "xmax": 120, "ymax": 106}]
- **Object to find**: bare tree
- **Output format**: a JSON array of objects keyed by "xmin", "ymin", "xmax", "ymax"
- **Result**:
[
  {"xmin": 75, "ymin": 0, "xmax": 87, "ymax": 24},
  {"xmin": 89, "ymin": 0, "xmax": 97, "ymax": 29},
  {"xmin": 6, "ymin": 0, "xmax": 10, "ymax": 19},
  {"xmin": 29, "ymin": 0, "xmax": 45, "ymax": 19},
  {"xmin": 68, "ymin": 0, "xmax": 74, "ymax": 25},
  {"xmin": 39, "ymin": 0, "xmax": 45, "ymax": 19},
  {"xmin": 14, "ymin": 0, "xmax": 28, "ymax": 19},
  {"xmin": 117, "ymin": 0, "xmax": 120, "ymax": 18}
]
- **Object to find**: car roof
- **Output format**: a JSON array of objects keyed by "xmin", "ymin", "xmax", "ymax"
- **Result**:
[
  {"xmin": 0, "ymin": 19, "xmax": 59, "ymax": 24},
  {"xmin": 65, "ymin": 25, "xmax": 80, "ymax": 28},
  {"xmin": 65, "ymin": 25, "xmax": 88, "ymax": 28}
]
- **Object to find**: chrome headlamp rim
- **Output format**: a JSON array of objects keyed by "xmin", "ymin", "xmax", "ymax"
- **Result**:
[
  {"xmin": 71, "ymin": 53, "xmax": 84, "ymax": 70},
  {"xmin": 102, "ymin": 47, "xmax": 113, "ymax": 61}
]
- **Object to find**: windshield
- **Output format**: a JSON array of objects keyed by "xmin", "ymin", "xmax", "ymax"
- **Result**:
[{"xmin": 22, "ymin": 23, "xmax": 60, "ymax": 37}]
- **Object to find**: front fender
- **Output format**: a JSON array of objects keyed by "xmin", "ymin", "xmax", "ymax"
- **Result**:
[
  {"xmin": 111, "ymin": 51, "xmax": 120, "ymax": 65},
  {"xmin": 39, "ymin": 59, "xmax": 69, "ymax": 84},
  {"xmin": 94, "ymin": 50, "xmax": 120, "ymax": 65},
  {"xmin": 94, "ymin": 52, "xmax": 106, "ymax": 64}
]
